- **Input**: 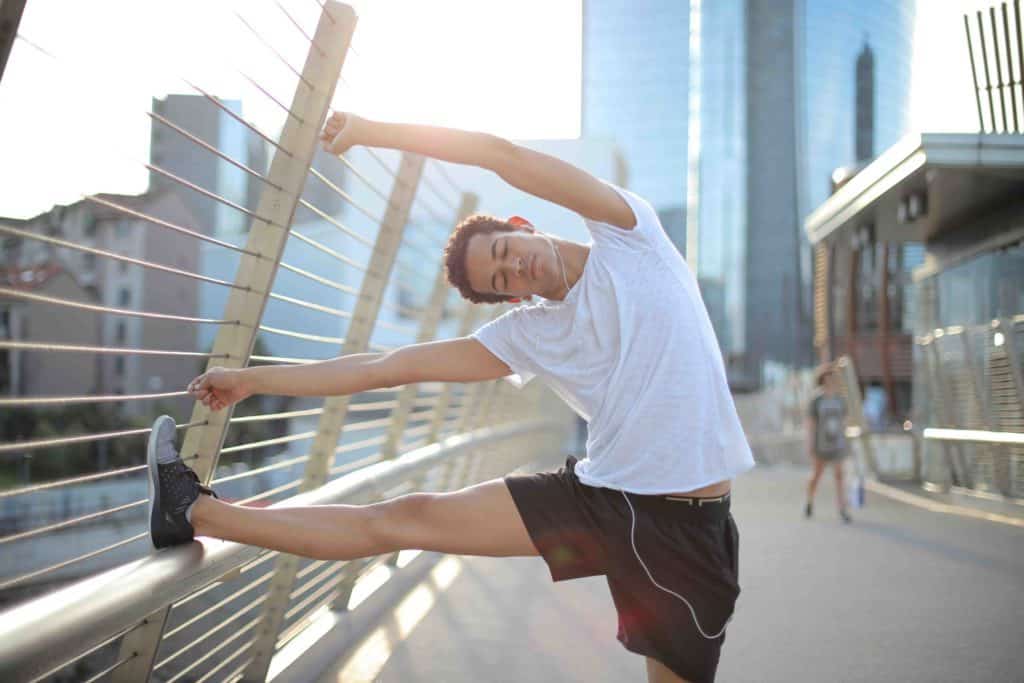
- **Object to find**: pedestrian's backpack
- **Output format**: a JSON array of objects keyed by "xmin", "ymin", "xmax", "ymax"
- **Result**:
[{"xmin": 815, "ymin": 395, "xmax": 846, "ymax": 455}]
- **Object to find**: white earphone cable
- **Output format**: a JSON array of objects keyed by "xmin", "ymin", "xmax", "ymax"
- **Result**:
[{"xmin": 621, "ymin": 491, "xmax": 732, "ymax": 640}]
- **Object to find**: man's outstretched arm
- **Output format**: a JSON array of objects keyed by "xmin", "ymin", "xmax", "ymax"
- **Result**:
[
  {"xmin": 188, "ymin": 337, "xmax": 511, "ymax": 412},
  {"xmin": 321, "ymin": 112, "xmax": 636, "ymax": 230}
]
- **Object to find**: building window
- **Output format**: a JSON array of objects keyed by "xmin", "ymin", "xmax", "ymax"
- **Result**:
[
  {"xmin": 119, "ymin": 288, "xmax": 131, "ymax": 307},
  {"xmin": 83, "ymin": 252, "xmax": 96, "ymax": 273},
  {"xmin": 83, "ymin": 216, "xmax": 98, "ymax": 238},
  {"xmin": 115, "ymin": 321, "xmax": 126, "ymax": 344},
  {"xmin": 114, "ymin": 356, "xmax": 125, "ymax": 376}
]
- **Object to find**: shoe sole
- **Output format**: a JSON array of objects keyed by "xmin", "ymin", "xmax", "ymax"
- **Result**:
[{"xmin": 147, "ymin": 414, "xmax": 176, "ymax": 549}]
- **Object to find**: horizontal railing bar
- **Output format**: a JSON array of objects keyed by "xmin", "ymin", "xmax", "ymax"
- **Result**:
[
  {"xmin": 328, "ymin": 449, "xmax": 384, "ymax": 476},
  {"xmin": 161, "ymin": 579, "xmax": 270, "ymax": 645},
  {"xmin": 86, "ymin": 195, "xmax": 261, "ymax": 257},
  {"xmin": 0, "ymin": 464, "xmax": 146, "ymax": 500},
  {"xmin": 148, "ymin": 111, "xmax": 285, "ymax": 193},
  {"xmin": 923, "ymin": 427, "xmax": 1024, "ymax": 444},
  {"xmin": 220, "ymin": 657, "xmax": 255, "ymax": 683},
  {"xmin": 0, "ymin": 390, "xmax": 188, "ymax": 408},
  {"xmin": 0, "ymin": 340, "xmax": 228, "ymax": 361},
  {"xmin": 26, "ymin": 621, "xmax": 140, "ymax": 683},
  {"xmin": 284, "ymin": 565, "xmax": 345, "ymax": 620},
  {"xmin": 0, "ymin": 418, "xmax": 208, "ymax": 456},
  {"xmin": 249, "ymin": 354, "xmax": 319, "ymax": 365},
  {"xmin": 335, "ymin": 154, "xmax": 392, "ymax": 204},
  {"xmin": 343, "ymin": 416, "xmax": 392, "ymax": 432},
  {"xmin": 80, "ymin": 651, "xmax": 136, "ymax": 683},
  {"xmin": 171, "ymin": 552, "xmax": 278, "ymax": 611},
  {"xmin": 0, "ymin": 499, "xmax": 146, "ymax": 546},
  {"xmin": 290, "ymin": 228, "xmax": 369, "ymax": 271},
  {"xmin": 155, "ymin": 593, "xmax": 268, "ymax": 671},
  {"xmin": 220, "ymin": 430, "xmax": 317, "ymax": 455},
  {"xmin": 230, "ymin": 407, "xmax": 325, "ymax": 424},
  {"xmin": 288, "ymin": 560, "xmax": 344, "ymax": 604},
  {"xmin": 193, "ymin": 642, "xmax": 253, "ymax": 683},
  {"xmin": 0, "ymin": 223, "xmax": 246, "ymax": 290},
  {"xmin": 267, "ymin": 291, "xmax": 352, "ymax": 319},
  {"xmin": 295, "ymin": 558, "xmax": 331, "ymax": 582},
  {"xmin": 147, "ymin": 162, "xmax": 281, "ymax": 228},
  {"xmin": 277, "ymin": 260, "xmax": 360, "ymax": 296},
  {"xmin": 164, "ymin": 615, "xmax": 258, "ymax": 683},
  {"xmin": 348, "ymin": 399, "xmax": 398, "ymax": 413},
  {"xmin": 258, "ymin": 324, "xmax": 344, "ymax": 345},
  {"xmin": 0, "ymin": 286, "xmax": 236, "ymax": 328},
  {"xmin": 212, "ymin": 454, "xmax": 309, "ymax": 485},
  {"xmin": 297, "ymin": 198, "xmax": 375, "ymax": 248},
  {"xmin": 277, "ymin": 590, "xmax": 337, "ymax": 650},
  {"xmin": 236, "ymin": 479, "xmax": 302, "ymax": 505},
  {"xmin": 308, "ymin": 167, "xmax": 385, "ymax": 224},
  {"xmin": 0, "ymin": 531, "xmax": 148, "ymax": 592},
  {"xmin": 334, "ymin": 435, "xmax": 388, "ymax": 457},
  {"xmin": 186, "ymin": 78, "xmax": 293, "ymax": 157}
]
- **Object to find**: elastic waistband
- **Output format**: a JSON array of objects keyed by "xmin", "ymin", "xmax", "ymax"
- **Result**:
[{"xmin": 622, "ymin": 489, "xmax": 732, "ymax": 522}]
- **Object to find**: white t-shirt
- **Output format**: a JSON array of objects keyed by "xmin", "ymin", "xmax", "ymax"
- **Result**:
[{"xmin": 471, "ymin": 182, "xmax": 755, "ymax": 494}]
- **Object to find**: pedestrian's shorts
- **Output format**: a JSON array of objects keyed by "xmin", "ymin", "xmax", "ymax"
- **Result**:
[{"xmin": 505, "ymin": 457, "xmax": 741, "ymax": 683}]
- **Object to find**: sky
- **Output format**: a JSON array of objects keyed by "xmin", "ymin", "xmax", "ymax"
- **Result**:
[{"xmin": 0, "ymin": 0, "xmax": 1000, "ymax": 219}]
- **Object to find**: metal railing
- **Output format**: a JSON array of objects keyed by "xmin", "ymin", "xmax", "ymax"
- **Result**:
[
  {"xmin": 0, "ymin": 3, "xmax": 574, "ymax": 681},
  {"xmin": 914, "ymin": 316, "xmax": 1024, "ymax": 498}
]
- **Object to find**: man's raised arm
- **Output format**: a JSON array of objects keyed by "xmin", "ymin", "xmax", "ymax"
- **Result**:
[
  {"xmin": 188, "ymin": 338, "xmax": 511, "ymax": 412},
  {"xmin": 321, "ymin": 113, "xmax": 636, "ymax": 230}
]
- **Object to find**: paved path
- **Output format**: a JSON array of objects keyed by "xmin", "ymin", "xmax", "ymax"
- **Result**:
[{"xmin": 319, "ymin": 465, "xmax": 1024, "ymax": 682}]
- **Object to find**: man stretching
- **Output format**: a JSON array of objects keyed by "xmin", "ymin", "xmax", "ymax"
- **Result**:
[{"xmin": 148, "ymin": 112, "xmax": 755, "ymax": 683}]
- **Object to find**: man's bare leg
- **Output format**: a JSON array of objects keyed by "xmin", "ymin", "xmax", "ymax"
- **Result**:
[
  {"xmin": 190, "ymin": 478, "xmax": 538, "ymax": 561},
  {"xmin": 645, "ymin": 657, "xmax": 690, "ymax": 683}
]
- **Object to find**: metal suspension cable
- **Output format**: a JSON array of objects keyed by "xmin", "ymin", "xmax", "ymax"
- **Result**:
[
  {"xmin": 85, "ymin": 195, "xmax": 261, "ymax": 258},
  {"xmin": 267, "ymin": 291, "xmax": 352, "ymax": 320},
  {"xmin": 289, "ymin": 228, "xmax": 369, "ymax": 271},
  {"xmin": 307, "ymin": 167, "xmax": 386, "ymax": 224},
  {"xmin": 148, "ymin": 111, "xmax": 285, "ymax": 193},
  {"xmin": 0, "ymin": 531, "xmax": 148, "ymax": 591},
  {"xmin": 258, "ymin": 325, "xmax": 344, "ymax": 345},
  {"xmin": 277, "ymin": 260, "xmax": 360, "ymax": 297},
  {"xmin": 0, "ymin": 499, "xmax": 146, "ymax": 546},
  {"xmin": 0, "ymin": 223, "xmax": 248, "ymax": 291},
  {"xmin": 0, "ymin": 418, "xmax": 208, "ymax": 455},
  {"xmin": 146, "ymin": 162, "xmax": 283, "ymax": 228},
  {"xmin": 0, "ymin": 340, "xmax": 227, "ymax": 362},
  {"xmin": 0, "ymin": 463, "xmax": 146, "ymax": 500},
  {"xmin": 185, "ymin": 79, "xmax": 295, "ymax": 158},
  {"xmin": 0, "ymin": 287, "xmax": 235, "ymax": 330},
  {"xmin": 297, "ymin": 198, "xmax": 375, "ymax": 248},
  {"xmin": 233, "ymin": 11, "xmax": 315, "ymax": 91},
  {"xmin": 275, "ymin": 0, "xmax": 327, "ymax": 58}
]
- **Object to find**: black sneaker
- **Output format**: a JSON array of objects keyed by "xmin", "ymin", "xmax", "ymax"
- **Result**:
[
  {"xmin": 147, "ymin": 415, "xmax": 219, "ymax": 549},
  {"xmin": 804, "ymin": 502, "xmax": 813, "ymax": 519},
  {"xmin": 840, "ymin": 508, "xmax": 853, "ymax": 524}
]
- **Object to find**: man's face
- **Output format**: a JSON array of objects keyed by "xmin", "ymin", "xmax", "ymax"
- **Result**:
[{"xmin": 464, "ymin": 226, "xmax": 563, "ymax": 300}]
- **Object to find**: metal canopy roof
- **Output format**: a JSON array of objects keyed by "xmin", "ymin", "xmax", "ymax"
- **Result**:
[{"xmin": 804, "ymin": 133, "xmax": 1024, "ymax": 246}]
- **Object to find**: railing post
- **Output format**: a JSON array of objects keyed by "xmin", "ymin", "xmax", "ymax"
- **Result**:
[
  {"xmin": 242, "ymin": 150, "xmax": 424, "ymax": 682},
  {"xmin": 380, "ymin": 193, "xmax": 478, "ymax": 460},
  {"xmin": 113, "ymin": 4, "xmax": 355, "ymax": 682}
]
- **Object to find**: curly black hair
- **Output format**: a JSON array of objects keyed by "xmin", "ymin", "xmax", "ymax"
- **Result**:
[{"xmin": 443, "ymin": 214, "xmax": 518, "ymax": 304}]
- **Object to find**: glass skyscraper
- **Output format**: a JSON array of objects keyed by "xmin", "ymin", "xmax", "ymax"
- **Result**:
[
  {"xmin": 582, "ymin": 0, "xmax": 690, "ymax": 248},
  {"xmin": 691, "ymin": 0, "xmax": 916, "ymax": 384}
]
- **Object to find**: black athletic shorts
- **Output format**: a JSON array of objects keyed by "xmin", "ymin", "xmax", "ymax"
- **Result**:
[{"xmin": 505, "ymin": 457, "xmax": 740, "ymax": 683}]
